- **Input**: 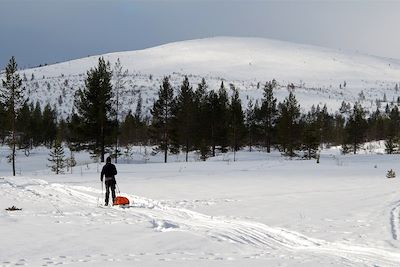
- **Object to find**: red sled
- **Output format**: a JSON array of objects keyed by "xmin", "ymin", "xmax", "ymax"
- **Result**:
[{"xmin": 113, "ymin": 196, "xmax": 130, "ymax": 206}]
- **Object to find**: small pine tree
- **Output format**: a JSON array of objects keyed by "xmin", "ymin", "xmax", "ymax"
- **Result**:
[
  {"xmin": 386, "ymin": 169, "xmax": 396, "ymax": 179},
  {"xmin": 385, "ymin": 138, "xmax": 398, "ymax": 154},
  {"xmin": 341, "ymin": 144, "xmax": 351, "ymax": 155},
  {"xmin": 48, "ymin": 139, "xmax": 65, "ymax": 174}
]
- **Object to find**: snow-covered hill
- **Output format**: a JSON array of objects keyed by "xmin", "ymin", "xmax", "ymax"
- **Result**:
[{"xmin": 8, "ymin": 37, "xmax": 400, "ymax": 118}]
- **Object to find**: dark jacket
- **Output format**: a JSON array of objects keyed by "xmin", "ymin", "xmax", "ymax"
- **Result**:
[{"xmin": 101, "ymin": 163, "xmax": 117, "ymax": 182}]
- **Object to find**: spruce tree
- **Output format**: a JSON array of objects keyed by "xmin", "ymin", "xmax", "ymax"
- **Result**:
[
  {"xmin": 228, "ymin": 84, "xmax": 246, "ymax": 161},
  {"xmin": 16, "ymin": 102, "xmax": 31, "ymax": 148},
  {"xmin": 245, "ymin": 99, "xmax": 257, "ymax": 152},
  {"xmin": 172, "ymin": 76, "xmax": 195, "ymax": 162},
  {"xmin": 333, "ymin": 114, "xmax": 345, "ymax": 146},
  {"xmin": 65, "ymin": 150, "xmax": 76, "ymax": 174},
  {"xmin": 74, "ymin": 57, "xmax": 114, "ymax": 162},
  {"xmin": 194, "ymin": 78, "xmax": 210, "ymax": 160},
  {"xmin": 206, "ymin": 90, "xmax": 219, "ymax": 157},
  {"xmin": 385, "ymin": 106, "xmax": 400, "ymax": 154},
  {"xmin": 30, "ymin": 101, "xmax": 43, "ymax": 146},
  {"xmin": 48, "ymin": 138, "xmax": 65, "ymax": 174},
  {"xmin": 345, "ymin": 103, "xmax": 367, "ymax": 154},
  {"xmin": 259, "ymin": 80, "xmax": 277, "ymax": 153},
  {"xmin": 151, "ymin": 76, "xmax": 175, "ymax": 163},
  {"xmin": 215, "ymin": 81, "xmax": 230, "ymax": 153},
  {"xmin": 301, "ymin": 110, "xmax": 320, "ymax": 159},
  {"xmin": 276, "ymin": 92, "xmax": 301, "ymax": 157},
  {"xmin": 368, "ymin": 108, "xmax": 385, "ymax": 141},
  {"xmin": 42, "ymin": 103, "xmax": 57, "ymax": 147},
  {"xmin": 1, "ymin": 57, "xmax": 25, "ymax": 176},
  {"xmin": 0, "ymin": 102, "xmax": 7, "ymax": 142},
  {"xmin": 120, "ymin": 111, "xmax": 135, "ymax": 146}
]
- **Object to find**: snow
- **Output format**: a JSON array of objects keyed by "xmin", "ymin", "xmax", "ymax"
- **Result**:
[
  {"xmin": 5, "ymin": 37, "xmax": 400, "ymax": 119},
  {"xmin": 2, "ymin": 145, "xmax": 400, "ymax": 266}
]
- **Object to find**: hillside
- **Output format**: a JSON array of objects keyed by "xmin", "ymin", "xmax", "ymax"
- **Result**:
[{"xmin": 6, "ymin": 37, "xmax": 400, "ymax": 118}]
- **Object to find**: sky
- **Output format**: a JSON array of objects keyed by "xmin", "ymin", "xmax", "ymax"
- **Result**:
[{"xmin": 0, "ymin": 0, "xmax": 399, "ymax": 68}]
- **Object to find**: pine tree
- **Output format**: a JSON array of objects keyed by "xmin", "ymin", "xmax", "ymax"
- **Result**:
[
  {"xmin": 368, "ymin": 108, "xmax": 385, "ymax": 141},
  {"xmin": 245, "ymin": 99, "xmax": 257, "ymax": 152},
  {"xmin": 301, "ymin": 110, "xmax": 320, "ymax": 159},
  {"xmin": 16, "ymin": 102, "xmax": 31, "ymax": 148},
  {"xmin": 1, "ymin": 57, "xmax": 25, "ymax": 176},
  {"xmin": 48, "ymin": 138, "xmax": 65, "ymax": 174},
  {"xmin": 74, "ymin": 57, "xmax": 114, "ymax": 162},
  {"xmin": 215, "ymin": 81, "xmax": 230, "ymax": 153},
  {"xmin": 172, "ymin": 76, "xmax": 195, "ymax": 162},
  {"xmin": 42, "ymin": 103, "xmax": 57, "ymax": 147},
  {"xmin": 259, "ymin": 80, "xmax": 277, "ymax": 153},
  {"xmin": 333, "ymin": 113, "xmax": 346, "ymax": 146},
  {"xmin": 151, "ymin": 76, "xmax": 175, "ymax": 163},
  {"xmin": 65, "ymin": 110, "xmax": 85, "ymax": 151},
  {"xmin": 228, "ymin": 84, "xmax": 245, "ymax": 161},
  {"xmin": 120, "ymin": 111, "xmax": 135, "ymax": 145},
  {"xmin": 0, "ymin": 102, "xmax": 7, "ymax": 142},
  {"xmin": 385, "ymin": 138, "xmax": 397, "ymax": 154},
  {"xmin": 276, "ymin": 92, "xmax": 301, "ymax": 157},
  {"xmin": 345, "ymin": 103, "xmax": 367, "ymax": 154},
  {"xmin": 194, "ymin": 78, "xmax": 210, "ymax": 160},
  {"xmin": 385, "ymin": 106, "xmax": 400, "ymax": 154},
  {"xmin": 30, "ymin": 101, "xmax": 43, "ymax": 146},
  {"xmin": 65, "ymin": 150, "xmax": 76, "ymax": 174}
]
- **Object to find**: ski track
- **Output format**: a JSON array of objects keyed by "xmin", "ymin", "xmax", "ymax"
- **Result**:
[
  {"xmin": 3, "ymin": 177, "xmax": 400, "ymax": 266},
  {"xmin": 390, "ymin": 201, "xmax": 400, "ymax": 241}
]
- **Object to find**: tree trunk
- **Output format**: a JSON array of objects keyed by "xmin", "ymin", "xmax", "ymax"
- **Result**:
[
  {"xmin": 115, "ymin": 88, "xmax": 119, "ymax": 164},
  {"xmin": 12, "ymin": 138, "xmax": 16, "ymax": 176},
  {"xmin": 185, "ymin": 139, "xmax": 189, "ymax": 162},
  {"xmin": 249, "ymin": 131, "xmax": 252, "ymax": 152},
  {"xmin": 211, "ymin": 125, "xmax": 215, "ymax": 157},
  {"xmin": 12, "ymin": 108, "xmax": 16, "ymax": 176},
  {"xmin": 101, "ymin": 124, "xmax": 105, "ymax": 162},
  {"xmin": 164, "ymin": 142, "xmax": 167, "ymax": 163}
]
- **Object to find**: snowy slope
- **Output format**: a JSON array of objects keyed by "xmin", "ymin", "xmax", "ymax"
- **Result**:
[
  {"xmin": 6, "ymin": 37, "xmax": 400, "ymax": 118},
  {"xmin": 2, "ymin": 146, "xmax": 400, "ymax": 266}
]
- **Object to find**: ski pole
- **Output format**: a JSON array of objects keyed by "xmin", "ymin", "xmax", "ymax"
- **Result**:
[
  {"xmin": 116, "ymin": 183, "xmax": 121, "ymax": 194},
  {"xmin": 101, "ymin": 181, "xmax": 104, "ymax": 199}
]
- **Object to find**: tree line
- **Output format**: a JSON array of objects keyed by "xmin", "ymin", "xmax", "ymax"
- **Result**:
[{"xmin": 1, "ymin": 56, "xmax": 400, "ymax": 175}]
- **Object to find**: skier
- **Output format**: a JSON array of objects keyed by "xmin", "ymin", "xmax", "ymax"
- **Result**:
[{"xmin": 100, "ymin": 156, "xmax": 118, "ymax": 206}]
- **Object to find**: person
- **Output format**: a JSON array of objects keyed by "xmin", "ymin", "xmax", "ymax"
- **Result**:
[{"xmin": 100, "ymin": 156, "xmax": 117, "ymax": 206}]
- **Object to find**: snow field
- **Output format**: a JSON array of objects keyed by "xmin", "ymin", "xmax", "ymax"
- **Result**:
[{"xmin": 2, "ymin": 145, "xmax": 400, "ymax": 266}]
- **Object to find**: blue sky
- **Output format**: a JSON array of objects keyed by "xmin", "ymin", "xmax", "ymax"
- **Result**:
[{"xmin": 1, "ymin": 0, "xmax": 399, "ymax": 68}]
